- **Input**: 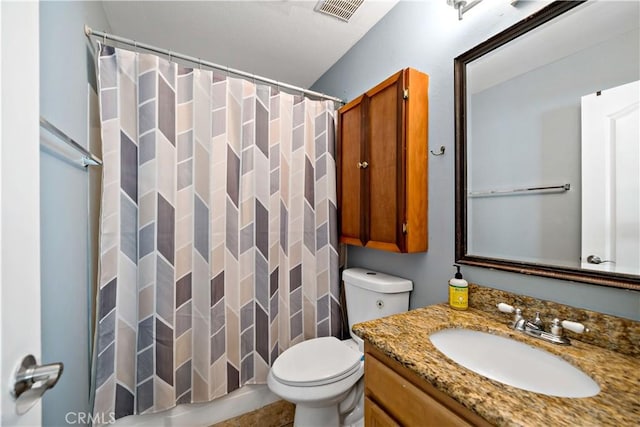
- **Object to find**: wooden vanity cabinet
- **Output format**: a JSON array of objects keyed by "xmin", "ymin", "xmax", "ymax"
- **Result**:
[
  {"xmin": 337, "ymin": 68, "xmax": 428, "ymax": 253},
  {"xmin": 364, "ymin": 342, "xmax": 492, "ymax": 427}
]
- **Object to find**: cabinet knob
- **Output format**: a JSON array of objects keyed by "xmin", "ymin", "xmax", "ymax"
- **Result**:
[{"xmin": 357, "ymin": 161, "xmax": 369, "ymax": 169}]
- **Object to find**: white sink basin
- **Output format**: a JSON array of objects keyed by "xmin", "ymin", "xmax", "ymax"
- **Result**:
[{"xmin": 429, "ymin": 328, "xmax": 600, "ymax": 398}]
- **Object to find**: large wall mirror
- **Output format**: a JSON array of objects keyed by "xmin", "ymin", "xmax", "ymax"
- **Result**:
[{"xmin": 455, "ymin": 0, "xmax": 640, "ymax": 290}]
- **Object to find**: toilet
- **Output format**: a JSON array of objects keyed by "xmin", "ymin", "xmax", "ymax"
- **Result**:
[{"xmin": 267, "ymin": 268, "xmax": 413, "ymax": 427}]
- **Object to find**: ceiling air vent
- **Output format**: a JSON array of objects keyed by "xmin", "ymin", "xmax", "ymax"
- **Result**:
[{"xmin": 315, "ymin": 0, "xmax": 365, "ymax": 23}]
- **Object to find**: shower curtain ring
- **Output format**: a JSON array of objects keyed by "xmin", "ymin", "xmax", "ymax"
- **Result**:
[
  {"xmin": 168, "ymin": 50, "xmax": 172, "ymax": 63},
  {"xmin": 198, "ymin": 58, "xmax": 202, "ymax": 70},
  {"xmin": 102, "ymin": 31, "xmax": 106, "ymax": 46}
]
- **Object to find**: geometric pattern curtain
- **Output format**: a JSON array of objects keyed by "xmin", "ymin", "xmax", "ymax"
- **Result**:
[{"xmin": 92, "ymin": 44, "xmax": 341, "ymax": 420}]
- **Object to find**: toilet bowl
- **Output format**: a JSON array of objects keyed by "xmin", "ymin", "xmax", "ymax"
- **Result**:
[
  {"xmin": 267, "ymin": 337, "xmax": 364, "ymax": 426},
  {"xmin": 267, "ymin": 268, "xmax": 413, "ymax": 427}
]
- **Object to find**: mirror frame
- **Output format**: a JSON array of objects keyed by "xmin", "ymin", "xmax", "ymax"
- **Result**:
[{"xmin": 454, "ymin": 0, "xmax": 640, "ymax": 291}]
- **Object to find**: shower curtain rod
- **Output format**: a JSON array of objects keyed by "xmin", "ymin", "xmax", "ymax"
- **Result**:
[{"xmin": 84, "ymin": 25, "xmax": 346, "ymax": 105}]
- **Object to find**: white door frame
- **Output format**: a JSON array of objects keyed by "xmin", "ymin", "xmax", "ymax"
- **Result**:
[{"xmin": 0, "ymin": 1, "xmax": 41, "ymax": 424}]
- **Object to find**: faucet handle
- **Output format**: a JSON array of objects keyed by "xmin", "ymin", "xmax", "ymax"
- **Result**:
[
  {"xmin": 561, "ymin": 320, "xmax": 589, "ymax": 334},
  {"xmin": 551, "ymin": 318, "xmax": 589, "ymax": 337},
  {"xmin": 497, "ymin": 303, "xmax": 516, "ymax": 313}
]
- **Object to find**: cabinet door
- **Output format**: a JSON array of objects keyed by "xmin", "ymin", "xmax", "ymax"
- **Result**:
[
  {"xmin": 337, "ymin": 95, "xmax": 367, "ymax": 246},
  {"xmin": 337, "ymin": 68, "xmax": 427, "ymax": 253},
  {"xmin": 366, "ymin": 71, "xmax": 406, "ymax": 252},
  {"xmin": 365, "ymin": 397, "xmax": 400, "ymax": 427}
]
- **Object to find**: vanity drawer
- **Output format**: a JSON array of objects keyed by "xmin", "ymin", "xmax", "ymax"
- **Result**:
[{"xmin": 364, "ymin": 343, "xmax": 491, "ymax": 427}]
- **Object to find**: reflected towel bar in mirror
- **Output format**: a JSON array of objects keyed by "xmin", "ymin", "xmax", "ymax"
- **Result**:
[{"xmin": 468, "ymin": 183, "xmax": 570, "ymax": 197}]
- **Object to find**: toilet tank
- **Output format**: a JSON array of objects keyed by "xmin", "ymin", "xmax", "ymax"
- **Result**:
[{"xmin": 342, "ymin": 268, "xmax": 413, "ymax": 347}]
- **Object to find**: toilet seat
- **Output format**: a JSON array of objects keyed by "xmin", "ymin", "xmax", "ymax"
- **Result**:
[{"xmin": 272, "ymin": 337, "xmax": 362, "ymax": 387}]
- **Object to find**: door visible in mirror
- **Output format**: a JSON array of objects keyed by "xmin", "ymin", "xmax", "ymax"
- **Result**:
[{"xmin": 581, "ymin": 80, "xmax": 640, "ymax": 276}]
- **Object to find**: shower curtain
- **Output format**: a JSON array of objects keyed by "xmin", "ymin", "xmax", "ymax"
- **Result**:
[{"xmin": 93, "ymin": 45, "xmax": 341, "ymax": 419}]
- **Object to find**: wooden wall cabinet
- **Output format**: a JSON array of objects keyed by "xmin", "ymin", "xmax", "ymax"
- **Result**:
[
  {"xmin": 337, "ymin": 68, "xmax": 429, "ymax": 253},
  {"xmin": 364, "ymin": 343, "xmax": 492, "ymax": 427}
]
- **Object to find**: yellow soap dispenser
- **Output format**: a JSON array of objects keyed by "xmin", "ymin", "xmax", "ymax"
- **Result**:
[{"xmin": 449, "ymin": 264, "xmax": 468, "ymax": 310}]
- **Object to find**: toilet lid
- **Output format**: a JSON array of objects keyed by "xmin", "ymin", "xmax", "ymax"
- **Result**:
[{"xmin": 272, "ymin": 337, "xmax": 363, "ymax": 386}]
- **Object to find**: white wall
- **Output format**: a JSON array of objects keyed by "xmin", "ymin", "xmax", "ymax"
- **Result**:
[
  {"xmin": 312, "ymin": 1, "xmax": 640, "ymax": 320},
  {"xmin": 39, "ymin": 2, "xmax": 110, "ymax": 425}
]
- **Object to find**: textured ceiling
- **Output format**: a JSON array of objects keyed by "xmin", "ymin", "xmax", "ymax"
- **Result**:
[{"xmin": 101, "ymin": 0, "xmax": 399, "ymax": 88}]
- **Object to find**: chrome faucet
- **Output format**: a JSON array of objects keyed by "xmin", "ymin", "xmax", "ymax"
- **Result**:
[{"xmin": 496, "ymin": 303, "xmax": 588, "ymax": 345}]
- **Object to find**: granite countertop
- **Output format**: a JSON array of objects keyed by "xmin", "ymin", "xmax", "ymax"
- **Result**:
[{"xmin": 353, "ymin": 304, "xmax": 640, "ymax": 427}]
